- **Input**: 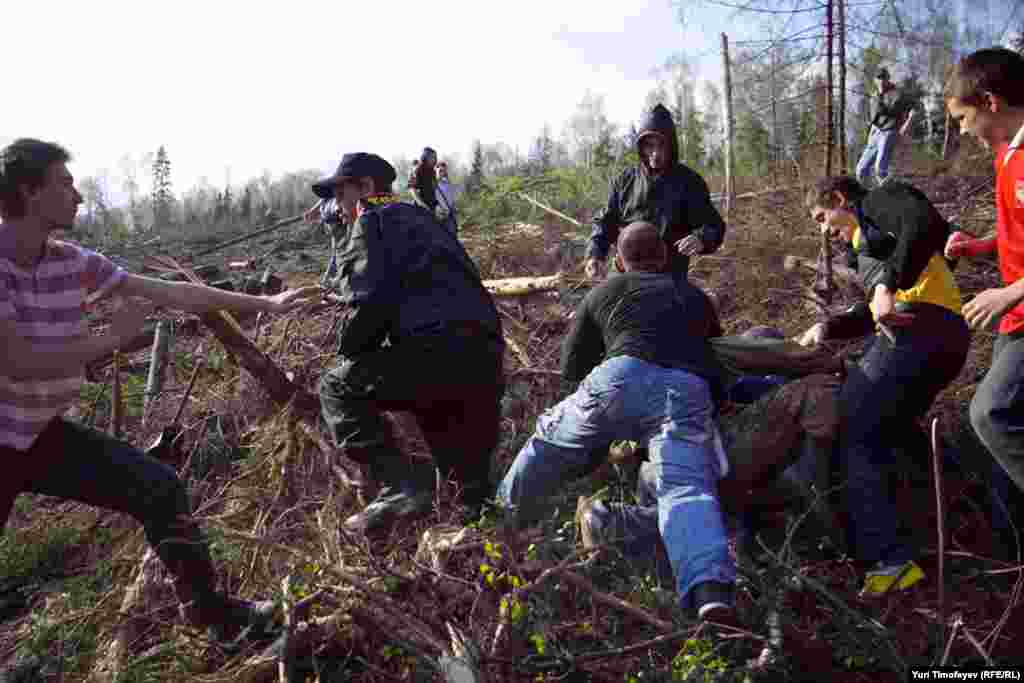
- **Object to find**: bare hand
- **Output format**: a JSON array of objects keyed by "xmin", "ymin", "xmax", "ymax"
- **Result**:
[
  {"xmin": 265, "ymin": 286, "xmax": 322, "ymax": 313},
  {"xmin": 797, "ymin": 322, "xmax": 826, "ymax": 347},
  {"xmin": 945, "ymin": 231, "xmax": 971, "ymax": 259},
  {"xmin": 674, "ymin": 234, "xmax": 704, "ymax": 256},
  {"xmin": 963, "ymin": 286, "xmax": 1019, "ymax": 330},
  {"xmin": 303, "ymin": 206, "xmax": 321, "ymax": 223},
  {"xmin": 109, "ymin": 297, "xmax": 154, "ymax": 343},
  {"xmin": 584, "ymin": 258, "xmax": 605, "ymax": 279}
]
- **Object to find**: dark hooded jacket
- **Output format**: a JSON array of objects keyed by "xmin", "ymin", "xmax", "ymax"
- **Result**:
[
  {"xmin": 331, "ymin": 196, "xmax": 502, "ymax": 357},
  {"xmin": 586, "ymin": 104, "xmax": 726, "ymax": 276}
]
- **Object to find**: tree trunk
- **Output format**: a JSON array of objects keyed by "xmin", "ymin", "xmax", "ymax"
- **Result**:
[
  {"xmin": 838, "ymin": 0, "xmax": 848, "ymax": 172},
  {"xmin": 721, "ymin": 34, "xmax": 736, "ymax": 221}
]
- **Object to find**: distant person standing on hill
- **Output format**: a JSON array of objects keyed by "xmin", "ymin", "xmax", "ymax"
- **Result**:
[
  {"xmin": 408, "ymin": 147, "xmax": 439, "ymax": 214},
  {"xmin": 855, "ymin": 68, "xmax": 916, "ymax": 187},
  {"xmin": 584, "ymin": 103, "xmax": 726, "ymax": 283}
]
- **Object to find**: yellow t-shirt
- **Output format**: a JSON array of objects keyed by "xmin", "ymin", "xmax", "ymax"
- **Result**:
[{"xmin": 852, "ymin": 227, "xmax": 962, "ymax": 317}]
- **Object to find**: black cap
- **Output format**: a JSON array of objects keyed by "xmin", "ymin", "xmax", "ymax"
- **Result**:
[
  {"xmin": 312, "ymin": 152, "xmax": 397, "ymax": 199},
  {"xmin": 876, "ymin": 67, "xmax": 891, "ymax": 80}
]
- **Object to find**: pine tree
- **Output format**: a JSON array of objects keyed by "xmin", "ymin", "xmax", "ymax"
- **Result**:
[
  {"xmin": 467, "ymin": 140, "xmax": 485, "ymax": 195},
  {"xmin": 151, "ymin": 146, "xmax": 173, "ymax": 230}
]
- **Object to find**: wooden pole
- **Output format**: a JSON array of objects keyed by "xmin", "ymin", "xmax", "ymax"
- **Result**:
[
  {"xmin": 721, "ymin": 34, "xmax": 736, "ymax": 222},
  {"xmin": 838, "ymin": 0, "xmax": 848, "ymax": 172},
  {"xmin": 825, "ymin": 0, "xmax": 834, "ymax": 177},
  {"xmin": 143, "ymin": 320, "xmax": 170, "ymax": 425},
  {"xmin": 821, "ymin": 0, "xmax": 836, "ymax": 307},
  {"xmin": 771, "ymin": 47, "xmax": 779, "ymax": 188},
  {"xmin": 109, "ymin": 351, "xmax": 123, "ymax": 439}
]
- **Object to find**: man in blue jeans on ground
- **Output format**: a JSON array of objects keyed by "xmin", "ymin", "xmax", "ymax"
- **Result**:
[
  {"xmin": 496, "ymin": 221, "xmax": 737, "ymax": 625},
  {"xmin": 856, "ymin": 67, "xmax": 915, "ymax": 187}
]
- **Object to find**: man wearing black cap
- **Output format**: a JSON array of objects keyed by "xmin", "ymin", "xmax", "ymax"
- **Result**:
[
  {"xmin": 313, "ymin": 153, "xmax": 505, "ymax": 538},
  {"xmin": 855, "ymin": 67, "xmax": 916, "ymax": 187},
  {"xmin": 584, "ymin": 103, "xmax": 726, "ymax": 282}
]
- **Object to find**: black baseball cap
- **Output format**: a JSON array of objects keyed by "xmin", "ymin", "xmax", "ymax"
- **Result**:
[{"xmin": 312, "ymin": 152, "xmax": 397, "ymax": 199}]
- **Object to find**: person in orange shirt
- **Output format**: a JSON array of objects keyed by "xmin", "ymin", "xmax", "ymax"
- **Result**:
[{"xmin": 945, "ymin": 48, "xmax": 1024, "ymax": 555}]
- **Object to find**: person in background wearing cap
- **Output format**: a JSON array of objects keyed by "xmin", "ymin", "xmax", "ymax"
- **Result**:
[
  {"xmin": 303, "ymin": 191, "xmax": 350, "ymax": 290},
  {"xmin": 855, "ymin": 67, "xmax": 916, "ymax": 188},
  {"xmin": 313, "ymin": 152, "xmax": 505, "ymax": 539},
  {"xmin": 408, "ymin": 147, "xmax": 439, "ymax": 215},
  {"xmin": 584, "ymin": 103, "xmax": 726, "ymax": 283}
]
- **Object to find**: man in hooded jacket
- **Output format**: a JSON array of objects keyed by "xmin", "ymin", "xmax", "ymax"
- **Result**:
[{"xmin": 584, "ymin": 103, "xmax": 726, "ymax": 281}]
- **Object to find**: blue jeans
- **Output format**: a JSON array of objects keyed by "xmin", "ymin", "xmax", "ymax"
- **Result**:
[
  {"xmin": 495, "ymin": 356, "xmax": 734, "ymax": 606},
  {"xmin": 856, "ymin": 126, "xmax": 897, "ymax": 185},
  {"xmin": 969, "ymin": 332, "xmax": 1024, "ymax": 535}
]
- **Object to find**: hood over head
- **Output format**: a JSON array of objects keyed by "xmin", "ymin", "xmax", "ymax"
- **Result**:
[{"xmin": 636, "ymin": 103, "xmax": 679, "ymax": 171}]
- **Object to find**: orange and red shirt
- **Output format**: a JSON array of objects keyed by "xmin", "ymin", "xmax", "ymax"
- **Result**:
[{"xmin": 995, "ymin": 123, "xmax": 1024, "ymax": 334}]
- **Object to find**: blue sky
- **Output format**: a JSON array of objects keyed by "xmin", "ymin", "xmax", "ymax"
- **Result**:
[{"xmin": 3, "ymin": 0, "xmax": 756, "ymax": 200}]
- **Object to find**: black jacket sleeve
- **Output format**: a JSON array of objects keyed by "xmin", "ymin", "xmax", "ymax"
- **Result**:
[
  {"xmin": 586, "ymin": 172, "xmax": 627, "ymax": 262},
  {"xmin": 689, "ymin": 172, "xmax": 727, "ymax": 254},
  {"xmin": 861, "ymin": 185, "xmax": 948, "ymax": 293},
  {"xmin": 825, "ymin": 303, "xmax": 875, "ymax": 339},
  {"xmin": 560, "ymin": 293, "xmax": 605, "ymax": 383},
  {"xmin": 334, "ymin": 212, "xmax": 396, "ymax": 356}
]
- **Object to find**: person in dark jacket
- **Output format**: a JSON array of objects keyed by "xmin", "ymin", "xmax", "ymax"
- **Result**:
[
  {"xmin": 798, "ymin": 175, "xmax": 969, "ymax": 596},
  {"xmin": 498, "ymin": 221, "xmax": 738, "ymax": 625},
  {"xmin": 584, "ymin": 103, "xmax": 726, "ymax": 281},
  {"xmin": 314, "ymin": 152, "xmax": 505, "ymax": 538},
  {"xmin": 408, "ymin": 147, "xmax": 439, "ymax": 214}
]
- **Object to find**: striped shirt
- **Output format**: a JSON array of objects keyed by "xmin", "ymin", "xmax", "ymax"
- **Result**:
[{"xmin": 0, "ymin": 239, "xmax": 126, "ymax": 450}]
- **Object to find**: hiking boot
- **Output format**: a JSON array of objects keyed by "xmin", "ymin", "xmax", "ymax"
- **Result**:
[
  {"xmin": 859, "ymin": 560, "xmax": 925, "ymax": 598},
  {"xmin": 692, "ymin": 580, "xmax": 741, "ymax": 630},
  {"xmin": 343, "ymin": 487, "xmax": 433, "ymax": 539},
  {"xmin": 181, "ymin": 593, "xmax": 279, "ymax": 644}
]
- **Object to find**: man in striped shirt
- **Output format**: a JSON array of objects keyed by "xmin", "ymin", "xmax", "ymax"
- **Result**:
[{"xmin": 0, "ymin": 138, "xmax": 317, "ymax": 640}]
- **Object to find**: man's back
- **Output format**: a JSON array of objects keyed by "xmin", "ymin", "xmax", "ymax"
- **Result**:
[
  {"xmin": 332, "ymin": 199, "xmax": 500, "ymax": 354},
  {"xmin": 562, "ymin": 271, "xmax": 724, "ymax": 395}
]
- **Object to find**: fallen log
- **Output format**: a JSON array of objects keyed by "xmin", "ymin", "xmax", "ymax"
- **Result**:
[
  {"xmin": 191, "ymin": 214, "xmax": 304, "ymax": 259},
  {"xmin": 483, "ymin": 272, "xmax": 563, "ymax": 297},
  {"xmin": 200, "ymin": 311, "xmax": 320, "ymax": 420}
]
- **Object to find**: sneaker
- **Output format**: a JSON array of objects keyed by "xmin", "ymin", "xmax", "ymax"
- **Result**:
[
  {"xmin": 692, "ymin": 580, "xmax": 741, "ymax": 630},
  {"xmin": 859, "ymin": 560, "xmax": 925, "ymax": 598},
  {"xmin": 343, "ymin": 488, "xmax": 433, "ymax": 539}
]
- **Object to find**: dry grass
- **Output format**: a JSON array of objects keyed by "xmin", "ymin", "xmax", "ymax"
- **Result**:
[{"xmin": 2, "ymin": 166, "xmax": 1022, "ymax": 680}]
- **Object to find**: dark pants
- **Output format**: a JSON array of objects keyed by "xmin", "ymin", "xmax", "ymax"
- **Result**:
[
  {"xmin": 969, "ymin": 332, "xmax": 1024, "ymax": 533},
  {"xmin": 840, "ymin": 305, "xmax": 969, "ymax": 564},
  {"xmin": 0, "ymin": 418, "xmax": 218, "ymax": 607},
  {"xmin": 319, "ymin": 336, "xmax": 504, "ymax": 506}
]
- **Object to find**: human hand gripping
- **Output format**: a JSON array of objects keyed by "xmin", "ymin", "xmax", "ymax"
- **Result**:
[
  {"xmin": 584, "ymin": 258, "xmax": 605, "ymax": 279},
  {"xmin": 674, "ymin": 234, "xmax": 704, "ymax": 256},
  {"xmin": 264, "ymin": 285, "xmax": 322, "ymax": 314},
  {"xmin": 796, "ymin": 322, "xmax": 826, "ymax": 347},
  {"xmin": 963, "ymin": 286, "xmax": 1021, "ymax": 331}
]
